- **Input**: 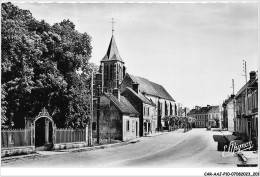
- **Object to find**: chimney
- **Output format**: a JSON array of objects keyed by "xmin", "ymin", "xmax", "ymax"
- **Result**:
[
  {"xmin": 112, "ymin": 88, "xmax": 120, "ymax": 101},
  {"xmin": 132, "ymin": 82, "xmax": 139, "ymax": 94},
  {"xmin": 249, "ymin": 71, "xmax": 256, "ymax": 83}
]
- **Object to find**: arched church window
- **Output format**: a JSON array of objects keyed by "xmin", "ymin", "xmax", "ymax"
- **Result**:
[
  {"xmin": 122, "ymin": 66, "xmax": 123, "ymax": 80},
  {"xmin": 116, "ymin": 64, "xmax": 119, "ymax": 80},
  {"xmin": 110, "ymin": 64, "xmax": 113, "ymax": 80},
  {"xmin": 105, "ymin": 65, "xmax": 109, "ymax": 80},
  {"xmin": 123, "ymin": 66, "xmax": 126, "ymax": 78}
]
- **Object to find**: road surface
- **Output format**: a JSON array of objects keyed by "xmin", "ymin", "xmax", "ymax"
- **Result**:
[{"xmin": 2, "ymin": 128, "xmax": 241, "ymax": 168}]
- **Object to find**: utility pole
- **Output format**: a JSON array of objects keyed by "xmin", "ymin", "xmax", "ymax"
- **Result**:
[
  {"xmin": 88, "ymin": 72, "xmax": 94, "ymax": 146},
  {"xmin": 242, "ymin": 60, "xmax": 249, "ymax": 134},
  {"xmin": 97, "ymin": 85, "xmax": 100, "ymax": 144},
  {"xmin": 94, "ymin": 73, "xmax": 102, "ymax": 145},
  {"xmin": 242, "ymin": 60, "xmax": 248, "ymax": 114},
  {"xmin": 231, "ymin": 79, "xmax": 235, "ymax": 95},
  {"xmin": 243, "ymin": 60, "xmax": 247, "ymax": 83},
  {"xmin": 230, "ymin": 79, "xmax": 236, "ymax": 132}
]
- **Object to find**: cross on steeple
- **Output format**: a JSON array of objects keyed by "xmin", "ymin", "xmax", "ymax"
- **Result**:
[{"xmin": 111, "ymin": 18, "xmax": 115, "ymax": 34}]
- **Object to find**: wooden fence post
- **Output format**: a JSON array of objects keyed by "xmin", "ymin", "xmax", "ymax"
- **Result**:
[{"xmin": 8, "ymin": 131, "xmax": 13, "ymax": 147}]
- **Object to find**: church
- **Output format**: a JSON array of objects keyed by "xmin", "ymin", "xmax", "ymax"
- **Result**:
[{"xmin": 92, "ymin": 25, "xmax": 176, "ymax": 142}]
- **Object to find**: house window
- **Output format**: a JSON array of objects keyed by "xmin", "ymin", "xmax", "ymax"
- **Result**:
[
  {"xmin": 147, "ymin": 107, "xmax": 149, "ymax": 116},
  {"xmin": 143, "ymin": 106, "xmax": 145, "ymax": 116},
  {"xmin": 165, "ymin": 101, "xmax": 168, "ymax": 116},
  {"xmin": 126, "ymin": 120, "xmax": 130, "ymax": 131}
]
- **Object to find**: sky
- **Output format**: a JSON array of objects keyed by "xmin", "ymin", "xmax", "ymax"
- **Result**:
[{"xmin": 11, "ymin": 1, "xmax": 258, "ymax": 109}]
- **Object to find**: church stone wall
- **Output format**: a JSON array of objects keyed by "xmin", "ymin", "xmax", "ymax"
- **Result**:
[{"xmin": 119, "ymin": 74, "xmax": 133, "ymax": 93}]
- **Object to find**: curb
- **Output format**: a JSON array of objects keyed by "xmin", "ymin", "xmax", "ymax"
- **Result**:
[
  {"xmin": 1, "ymin": 153, "xmax": 41, "ymax": 162},
  {"xmin": 237, "ymin": 151, "xmax": 248, "ymax": 162},
  {"xmin": 68, "ymin": 140, "xmax": 140, "ymax": 153},
  {"xmin": 145, "ymin": 132, "xmax": 167, "ymax": 137},
  {"xmin": 219, "ymin": 130, "xmax": 232, "ymax": 146}
]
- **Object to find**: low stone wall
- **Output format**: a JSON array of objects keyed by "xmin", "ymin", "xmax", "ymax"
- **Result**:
[
  {"xmin": 1, "ymin": 146, "xmax": 35, "ymax": 158},
  {"xmin": 52, "ymin": 142, "xmax": 88, "ymax": 150},
  {"xmin": 1, "ymin": 142, "xmax": 89, "ymax": 158}
]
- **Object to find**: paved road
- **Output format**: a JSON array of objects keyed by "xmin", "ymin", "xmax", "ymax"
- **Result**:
[{"xmin": 2, "ymin": 128, "xmax": 241, "ymax": 168}]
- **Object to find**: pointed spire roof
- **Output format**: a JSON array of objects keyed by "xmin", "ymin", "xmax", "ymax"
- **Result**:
[{"xmin": 101, "ymin": 35, "xmax": 124, "ymax": 63}]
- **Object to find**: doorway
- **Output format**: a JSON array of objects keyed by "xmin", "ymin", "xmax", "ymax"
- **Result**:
[
  {"xmin": 34, "ymin": 117, "xmax": 54, "ymax": 150},
  {"xmin": 35, "ymin": 118, "xmax": 46, "ymax": 147}
]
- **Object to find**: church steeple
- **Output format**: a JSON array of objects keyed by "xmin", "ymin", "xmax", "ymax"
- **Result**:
[
  {"xmin": 101, "ymin": 35, "xmax": 124, "ymax": 63},
  {"xmin": 100, "ymin": 19, "xmax": 126, "ymax": 93}
]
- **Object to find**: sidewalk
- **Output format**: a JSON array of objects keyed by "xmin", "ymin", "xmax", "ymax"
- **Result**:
[
  {"xmin": 145, "ymin": 129, "xmax": 187, "ymax": 137},
  {"xmin": 220, "ymin": 130, "xmax": 258, "ymax": 167},
  {"xmin": 241, "ymin": 151, "xmax": 258, "ymax": 165},
  {"xmin": 1, "ymin": 138, "xmax": 141, "ymax": 162},
  {"xmin": 144, "ymin": 131, "xmax": 168, "ymax": 137},
  {"xmin": 2, "ymin": 131, "xmax": 172, "ymax": 162}
]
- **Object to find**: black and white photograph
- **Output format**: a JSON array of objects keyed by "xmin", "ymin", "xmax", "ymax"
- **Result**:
[{"xmin": 1, "ymin": 0, "xmax": 259, "ymax": 176}]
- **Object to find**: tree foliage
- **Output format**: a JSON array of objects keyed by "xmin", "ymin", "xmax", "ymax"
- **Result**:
[{"xmin": 1, "ymin": 2, "xmax": 96, "ymax": 128}]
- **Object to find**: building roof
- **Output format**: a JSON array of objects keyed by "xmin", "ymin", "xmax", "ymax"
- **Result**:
[
  {"xmin": 105, "ymin": 93, "xmax": 139, "ymax": 116},
  {"xmin": 127, "ymin": 74, "xmax": 175, "ymax": 101},
  {"xmin": 235, "ymin": 81, "xmax": 250, "ymax": 98},
  {"xmin": 186, "ymin": 106, "xmax": 221, "ymax": 115},
  {"xmin": 187, "ymin": 109, "xmax": 199, "ymax": 115},
  {"xmin": 249, "ymin": 78, "xmax": 258, "ymax": 87},
  {"xmin": 199, "ymin": 106, "xmax": 211, "ymax": 114},
  {"xmin": 208, "ymin": 106, "xmax": 219, "ymax": 113},
  {"xmin": 101, "ymin": 35, "xmax": 124, "ymax": 63},
  {"xmin": 121, "ymin": 87, "xmax": 156, "ymax": 106},
  {"xmin": 188, "ymin": 106, "xmax": 212, "ymax": 115}
]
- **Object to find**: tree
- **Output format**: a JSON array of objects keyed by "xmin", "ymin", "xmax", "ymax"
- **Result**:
[{"xmin": 1, "ymin": 2, "xmax": 94, "ymax": 128}]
